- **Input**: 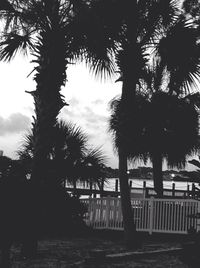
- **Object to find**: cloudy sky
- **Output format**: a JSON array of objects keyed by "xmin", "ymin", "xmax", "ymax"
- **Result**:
[
  {"xmin": 0, "ymin": 54, "xmax": 198, "ymax": 171},
  {"xmin": 0, "ymin": 54, "xmax": 123, "ymax": 168}
]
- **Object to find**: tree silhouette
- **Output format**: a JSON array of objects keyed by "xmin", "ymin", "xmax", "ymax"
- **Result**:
[
  {"xmin": 110, "ymin": 91, "xmax": 200, "ymax": 197},
  {"xmin": 148, "ymin": 92, "xmax": 200, "ymax": 196},
  {"xmin": 102, "ymin": 0, "xmax": 179, "ymax": 246},
  {"xmin": 0, "ymin": 0, "xmax": 114, "ymax": 186},
  {"xmin": 17, "ymin": 120, "xmax": 107, "ymax": 191}
]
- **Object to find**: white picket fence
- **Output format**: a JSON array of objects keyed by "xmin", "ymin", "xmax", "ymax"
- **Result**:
[{"xmin": 82, "ymin": 197, "xmax": 200, "ymax": 234}]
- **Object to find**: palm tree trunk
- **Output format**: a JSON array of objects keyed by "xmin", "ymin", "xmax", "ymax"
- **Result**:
[
  {"xmin": 25, "ymin": 22, "xmax": 67, "ymax": 256},
  {"xmin": 118, "ymin": 72, "xmax": 139, "ymax": 248},
  {"xmin": 152, "ymin": 151, "xmax": 163, "ymax": 197},
  {"xmin": 119, "ymin": 148, "xmax": 138, "ymax": 248}
]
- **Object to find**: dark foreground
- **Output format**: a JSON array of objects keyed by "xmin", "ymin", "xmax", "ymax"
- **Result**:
[{"xmin": 2, "ymin": 231, "xmax": 192, "ymax": 267}]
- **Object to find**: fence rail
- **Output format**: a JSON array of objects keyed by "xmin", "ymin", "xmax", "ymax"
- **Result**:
[{"xmin": 82, "ymin": 197, "xmax": 200, "ymax": 234}]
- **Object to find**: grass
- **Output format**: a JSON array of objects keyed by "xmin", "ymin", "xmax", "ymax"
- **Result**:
[{"xmin": 5, "ymin": 230, "xmax": 192, "ymax": 267}]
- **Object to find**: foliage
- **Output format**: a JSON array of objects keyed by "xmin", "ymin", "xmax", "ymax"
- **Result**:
[
  {"xmin": 0, "ymin": 0, "xmax": 117, "ymax": 188},
  {"xmin": 17, "ymin": 120, "xmax": 107, "ymax": 188},
  {"xmin": 109, "ymin": 91, "xmax": 200, "ymax": 172},
  {"xmin": 109, "ymin": 93, "xmax": 149, "ymax": 163},
  {"xmin": 0, "ymin": 178, "xmax": 88, "ymax": 245},
  {"xmin": 155, "ymin": 17, "xmax": 200, "ymax": 95},
  {"xmin": 188, "ymin": 156, "xmax": 200, "ymax": 173},
  {"xmin": 0, "ymin": 155, "xmax": 12, "ymax": 178}
]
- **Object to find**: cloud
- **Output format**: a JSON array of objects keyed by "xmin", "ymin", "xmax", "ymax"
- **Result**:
[
  {"xmin": 82, "ymin": 106, "xmax": 108, "ymax": 125},
  {"xmin": 92, "ymin": 99, "xmax": 104, "ymax": 105},
  {"xmin": 0, "ymin": 113, "xmax": 31, "ymax": 136},
  {"xmin": 68, "ymin": 97, "xmax": 80, "ymax": 106},
  {"xmin": 59, "ymin": 99, "xmax": 118, "ymax": 168}
]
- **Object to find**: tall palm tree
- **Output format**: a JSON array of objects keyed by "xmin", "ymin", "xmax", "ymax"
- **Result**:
[
  {"xmin": 75, "ymin": 0, "xmax": 183, "ymax": 247},
  {"xmin": 113, "ymin": 9, "xmax": 200, "ymax": 198},
  {"xmin": 98, "ymin": 0, "xmax": 179, "ymax": 246},
  {"xmin": 0, "ymin": 0, "xmax": 69, "ymax": 185},
  {"xmin": 0, "ymin": 0, "xmax": 114, "ymax": 257},
  {"xmin": 109, "ymin": 9, "xmax": 200, "ymax": 200},
  {"xmin": 148, "ymin": 14, "xmax": 200, "ymax": 196},
  {"xmin": 0, "ymin": 0, "xmax": 115, "ymax": 187},
  {"xmin": 17, "ymin": 120, "xmax": 107, "ymax": 190}
]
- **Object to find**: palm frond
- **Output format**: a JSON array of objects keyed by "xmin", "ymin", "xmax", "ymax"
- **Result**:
[
  {"xmin": 188, "ymin": 159, "xmax": 200, "ymax": 169},
  {"xmin": 65, "ymin": 0, "xmax": 120, "ymax": 80},
  {"xmin": 84, "ymin": 147, "xmax": 106, "ymax": 167},
  {"xmin": 58, "ymin": 121, "xmax": 88, "ymax": 158},
  {"xmin": 77, "ymin": 146, "xmax": 107, "ymax": 185},
  {"xmin": 17, "ymin": 119, "xmax": 107, "ymax": 186},
  {"xmin": 0, "ymin": 31, "xmax": 34, "ymax": 61},
  {"xmin": 156, "ymin": 17, "xmax": 200, "ymax": 95},
  {"xmin": 17, "ymin": 131, "xmax": 34, "ymax": 160},
  {"xmin": 86, "ymin": 52, "xmax": 116, "ymax": 80},
  {"xmin": 108, "ymin": 94, "xmax": 149, "ymax": 161}
]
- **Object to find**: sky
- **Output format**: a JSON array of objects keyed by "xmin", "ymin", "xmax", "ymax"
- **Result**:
[
  {"xmin": 0, "ymin": 54, "xmax": 198, "ymax": 171},
  {"xmin": 0, "ymin": 54, "xmax": 122, "ymax": 167}
]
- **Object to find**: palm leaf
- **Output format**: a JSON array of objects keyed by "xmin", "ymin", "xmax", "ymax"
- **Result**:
[
  {"xmin": 0, "ymin": 31, "xmax": 34, "ymax": 61},
  {"xmin": 156, "ymin": 17, "xmax": 200, "ymax": 95},
  {"xmin": 17, "ymin": 120, "xmax": 107, "ymax": 186}
]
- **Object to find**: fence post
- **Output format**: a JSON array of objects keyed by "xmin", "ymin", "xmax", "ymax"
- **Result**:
[
  {"xmin": 100, "ymin": 181, "xmax": 104, "ymax": 197},
  {"xmin": 187, "ymin": 184, "xmax": 190, "ymax": 197},
  {"xmin": 149, "ymin": 197, "xmax": 154, "ymax": 235},
  {"xmin": 197, "ymin": 201, "xmax": 200, "ymax": 232},
  {"xmin": 172, "ymin": 183, "xmax": 175, "ymax": 197},
  {"xmin": 115, "ymin": 179, "xmax": 118, "ymax": 193},
  {"xmin": 192, "ymin": 183, "xmax": 195, "ymax": 198},
  {"xmin": 90, "ymin": 197, "xmax": 96, "ymax": 227},
  {"xmin": 105, "ymin": 197, "xmax": 111, "ymax": 228},
  {"xmin": 145, "ymin": 188, "xmax": 149, "ymax": 198},
  {"xmin": 143, "ymin": 181, "xmax": 146, "ymax": 198},
  {"xmin": 89, "ymin": 182, "xmax": 92, "ymax": 197}
]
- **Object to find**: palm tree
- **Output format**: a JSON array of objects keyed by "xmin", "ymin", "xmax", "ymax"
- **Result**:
[
  {"xmin": 17, "ymin": 120, "xmax": 107, "ymax": 191},
  {"xmin": 0, "ymin": 0, "xmax": 116, "ymax": 255},
  {"xmin": 110, "ymin": 91, "xmax": 200, "ymax": 197},
  {"xmin": 100, "ymin": 0, "xmax": 179, "ymax": 246},
  {"xmin": 78, "ymin": 0, "xmax": 185, "ymax": 247},
  {"xmin": 148, "ymin": 92, "xmax": 200, "ymax": 196},
  {"xmin": 114, "ymin": 11, "xmax": 200, "ymax": 198},
  {"xmin": 0, "ymin": 1, "xmax": 68, "ymax": 185},
  {"xmin": 0, "ymin": 0, "xmax": 115, "ymax": 186},
  {"xmin": 109, "ymin": 94, "xmax": 149, "ymax": 167},
  {"xmin": 148, "ymin": 13, "xmax": 200, "ymax": 196},
  {"xmin": 109, "ymin": 12, "xmax": 200, "ymax": 200}
]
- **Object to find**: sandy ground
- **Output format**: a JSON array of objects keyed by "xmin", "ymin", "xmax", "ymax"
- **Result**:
[{"xmin": 6, "ymin": 234, "xmax": 190, "ymax": 268}]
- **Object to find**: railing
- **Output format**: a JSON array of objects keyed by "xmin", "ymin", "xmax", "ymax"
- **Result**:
[
  {"xmin": 82, "ymin": 197, "xmax": 200, "ymax": 234},
  {"xmin": 144, "ymin": 186, "xmax": 200, "ymax": 199}
]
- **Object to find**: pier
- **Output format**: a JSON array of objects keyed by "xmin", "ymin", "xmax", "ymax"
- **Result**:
[{"xmin": 65, "ymin": 180, "xmax": 200, "ymax": 199}]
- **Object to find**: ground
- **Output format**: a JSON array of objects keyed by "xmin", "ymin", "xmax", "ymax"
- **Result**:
[{"xmin": 5, "ymin": 231, "xmax": 192, "ymax": 267}]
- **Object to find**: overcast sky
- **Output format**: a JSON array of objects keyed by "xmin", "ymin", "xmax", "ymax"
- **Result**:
[
  {"xmin": 0, "ymin": 54, "xmax": 198, "ymax": 171},
  {"xmin": 0, "ymin": 54, "xmax": 123, "ymax": 168}
]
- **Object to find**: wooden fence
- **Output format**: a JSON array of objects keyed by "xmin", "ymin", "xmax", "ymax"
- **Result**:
[{"xmin": 81, "ymin": 197, "xmax": 200, "ymax": 234}]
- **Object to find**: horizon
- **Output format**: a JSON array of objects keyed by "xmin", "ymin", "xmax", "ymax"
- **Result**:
[{"xmin": 0, "ymin": 56, "xmax": 199, "ymax": 171}]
